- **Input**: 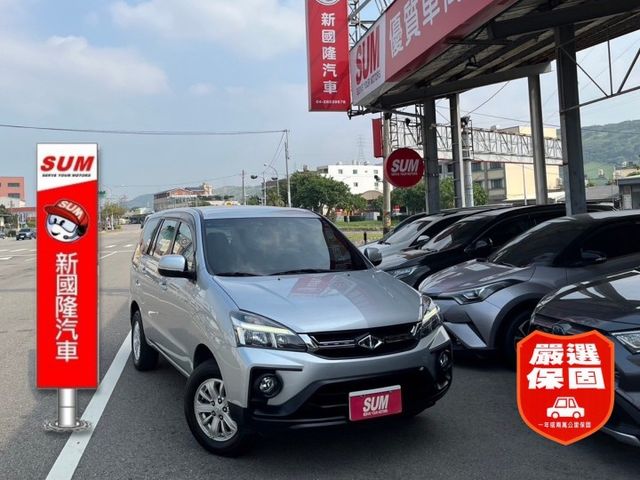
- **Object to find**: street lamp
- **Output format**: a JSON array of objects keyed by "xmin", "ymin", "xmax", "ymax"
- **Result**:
[
  {"xmin": 263, "ymin": 164, "xmax": 280, "ymax": 205},
  {"xmin": 250, "ymin": 174, "xmax": 266, "ymax": 205}
]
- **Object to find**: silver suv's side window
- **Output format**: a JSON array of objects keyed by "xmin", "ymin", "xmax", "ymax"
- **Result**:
[
  {"xmin": 134, "ymin": 217, "xmax": 161, "ymax": 264},
  {"xmin": 152, "ymin": 220, "xmax": 178, "ymax": 259},
  {"xmin": 172, "ymin": 222, "xmax": 195, "ymax": 271}
]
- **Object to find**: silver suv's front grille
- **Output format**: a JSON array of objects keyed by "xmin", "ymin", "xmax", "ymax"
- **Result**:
[{"xmin": 306, "ymin": 322, "xmax": 419, "ymax": 359}]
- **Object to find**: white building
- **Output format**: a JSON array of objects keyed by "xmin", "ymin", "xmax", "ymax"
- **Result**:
[
  {"xmin": 0, "ymin": 197, "xmax": 26, "ymax": 209},
  {"xmin": 317, "ymin": 163, "xmax": 385, "ymax": 197}
]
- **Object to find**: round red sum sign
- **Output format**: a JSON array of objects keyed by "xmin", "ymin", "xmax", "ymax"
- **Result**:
[{"xmin": 384, "ymin": 148, "xmax": 425, "ymax": 188}]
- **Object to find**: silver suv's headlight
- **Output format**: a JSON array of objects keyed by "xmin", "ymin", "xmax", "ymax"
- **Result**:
[
  {"xmin": 413, "ymin": 295, "xmax": 441, "ymax": 338},
  {"xmin": 231, "ymin": 312, "xmax": 307, "ymax": 352},
  {"xmin": 388, "ymin": 266, "xmax": 418, "ymax": 279},
  {"xmin": 612, "ymin": 330, "xmax": 640, "ymax": 354},
  {"xmin": 440, "ymin": 280, "xmax": 519, "ymax": 305}
]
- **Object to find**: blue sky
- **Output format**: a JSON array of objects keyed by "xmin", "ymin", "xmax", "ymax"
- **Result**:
[{"xmin": 1, "ymin": 0, "xmax": 640, "ymax": 205}]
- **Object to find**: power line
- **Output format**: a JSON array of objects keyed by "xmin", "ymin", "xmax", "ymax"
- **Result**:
[
  {"xmin": 0, "ymin": 122, "xmax": 286, "ymax": 136},
  {"xmin": 467, "ymin": 82, "xmax": 511, "ymax": 115},
  {"xmin": 118, "ymin": 173, "xmax": 242, "ymax": 188},
  {"xmin": 437, "ymin": 106, "xmax": 640, "ymax": 136}
]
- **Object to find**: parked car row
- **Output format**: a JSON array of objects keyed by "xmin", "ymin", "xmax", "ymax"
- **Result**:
[{"xmin": 363, "ymin": 204, "xmax": 640, "ymax": 447}]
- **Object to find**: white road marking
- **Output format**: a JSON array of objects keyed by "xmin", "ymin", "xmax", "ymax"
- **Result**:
[
  {"xmin": 124, "ymin": 244, "xmax": 134, "ymax": 248},
  {"xmin": 11, "ymin": 248, "xmax": 28, "ymax": 252},
  {"xmin": 99, "ymin": 252, "xmax": 118, "ymax": 260},
  {"xmin": 0, "ymin": 257, "xmax": 12, "ymax": 260},
  {"xmin": 0, "ymin": 249, "xmax": 9, "ymax": 252},
  {"xmin": 104, "ymin": 245, "xmax": 116, "ymax": 249},
  {"xmin": 45, "ymin": 333, "xmax": 132, "ymax": 480},
  {"xmin": 24, "ymin": 258, "xmax": 35, "ymax": 262}
]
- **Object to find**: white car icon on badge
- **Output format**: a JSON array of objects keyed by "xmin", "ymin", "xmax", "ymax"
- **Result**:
[{"xmin": 546, "ymin": 396, "xmax": 585, "ymax": 419}]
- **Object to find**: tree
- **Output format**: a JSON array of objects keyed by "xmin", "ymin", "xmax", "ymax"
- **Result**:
[
  {"xmin": 266, "ymin": 188, "xmax": 284, "ymax": 207},
  {"xmin": 246, "ymin": 195, "xmax": 261, "ymax": 206},
  {"xmin": 473, "ymin": 183, "xmax": 489, "ymax": 206},
  {"xmin": 101, "ymin": 202, "xmax": 126, "ymax": 228},
  {"xmin": 289, "ymin": 171, "xmax": 352, "ymax": 217},
  {"xmin": 391, "ymin": 184, "xmax": 425, "ymax": 214},
  {"xmin": 337, "ymin": 193, "xmax": 367, "ymax": 220},
  {"xmin": 439, "ymin": 177, "xmax": 456, "ymax": 209}
]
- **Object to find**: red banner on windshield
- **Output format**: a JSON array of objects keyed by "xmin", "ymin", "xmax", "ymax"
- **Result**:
[
  {"xmin": 306, "ymin": 0, "xmax": 351, "ymax": 111},
  {"xmin": 36, "ymin": 144, "xmax": 98, "ymax": 389}
]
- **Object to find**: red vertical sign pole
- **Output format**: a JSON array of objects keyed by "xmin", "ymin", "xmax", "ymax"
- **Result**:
[
  {"xmin": 305, "ymin": 0, "xmax": 351, "ymax": 112},
  {"xmin": 37, "ymin": 143, "xmax": 98, "ymax": 432}
]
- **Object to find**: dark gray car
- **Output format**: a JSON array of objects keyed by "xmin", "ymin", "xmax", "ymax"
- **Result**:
[
  {"xmin": 420, "ymin": 210, "xmax": 640, "ymax": 363},
  {"xmin": 531, "ymin": 269, "xmax": 640, "ymax": 447}
]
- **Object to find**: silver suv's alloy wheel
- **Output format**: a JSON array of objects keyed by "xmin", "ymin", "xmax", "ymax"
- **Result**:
[
  {"xmin": 132, "ymin": 321, "xmax": 142, "ymax": 361},
  {"xmin": 194, "ymin": 379, "xmax": 238, "ymax": 442}
]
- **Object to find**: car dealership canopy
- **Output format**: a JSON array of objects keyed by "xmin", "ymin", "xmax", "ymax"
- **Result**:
[{"xmin": 349, "ymin": 0, "xmax": 640, "ymax": 214}]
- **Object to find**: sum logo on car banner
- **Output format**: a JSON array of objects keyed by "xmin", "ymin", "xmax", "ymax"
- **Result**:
[
  {"xmin": 37, "ymin": 143, "xmax": 98, "ymax": 389},
  {"xmin": 517, "ymin": 330, "xmax": 615, "ymax": 445}
]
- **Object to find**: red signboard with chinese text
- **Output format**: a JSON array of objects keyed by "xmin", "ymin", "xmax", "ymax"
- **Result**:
[
  {"xmin": 306, "ymin": 0, "xmax": 351, "ymax": 111},
  {"xmin": 349, "ymin": 0, "xmax": 518, "ymax": 106},
  {"xmin": 517, "ymin": 331, "xmax": 615, "ymax": 446},
  {"xmin": 372, "ymin": 118, "xmax": 383, "ymax": 158},
  {"xmin": 37, "ymin": 144, "xmax": 98, "ymax": 389},
  {"xmin": 385, "ymin": 148, "xmax": 425, "ymax": 188}
]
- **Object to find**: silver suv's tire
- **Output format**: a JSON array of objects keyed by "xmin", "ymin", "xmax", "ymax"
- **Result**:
[
  {"xmin": 131, "ymin": 310, "xmax": 158, "ymax": 371},
  {"xmin": 184, "ymin": 360, "xmax": 252, "ymax": 456}
]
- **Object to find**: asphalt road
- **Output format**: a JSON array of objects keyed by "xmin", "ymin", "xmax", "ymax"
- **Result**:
[{"xmin": 0, "ymin": 225, "xmax": 638, "ymax": 480}]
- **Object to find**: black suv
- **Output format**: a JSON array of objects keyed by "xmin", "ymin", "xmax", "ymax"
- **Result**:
[
  {"xmin": 381, "ymin": 204, "xmax": 612, "ymax": 288},
  {"xmin": 16, "ymin": 228, "xmax": 36, "ymax": 240},
  {"xmin": 531, "ymin": 269, "xmax": 640, "ymax": 447}
]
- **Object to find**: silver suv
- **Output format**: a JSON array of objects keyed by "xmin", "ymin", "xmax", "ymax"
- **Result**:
[{"xmin": 130, "ymin": 207, "xmax": 452, "ymax": 455}]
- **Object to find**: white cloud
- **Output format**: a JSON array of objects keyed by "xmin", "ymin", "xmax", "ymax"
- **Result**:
[
  {"xmin": 110, "ymin": 0, "xmax": 305, "ymax": 59},
  {"xmin": 0, "ymin": 33, "xmax": 169, "ymax": 116},
  {"xmin": 188, "ymin": 82, "xmax": 216, "ymax": 96}
]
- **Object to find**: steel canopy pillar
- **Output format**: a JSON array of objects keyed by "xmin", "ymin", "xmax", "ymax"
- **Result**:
[
  {"xmin": 449, "ymin": 95, "xmax": 466, "ymax": 208},
  {"xmin": 422, "ymin": 98, "xmax": 440, "ymax": 214},
  {"xmin": 528, "ymin": 75, "xmax": 548, "ymax": 205},
  {"xmin": 555, "ymin": 25, "xmax": 587, "ymax": 214},
  {"xmin": 382, "ymin": 113, "xmax": 392, "ymax": 233}
]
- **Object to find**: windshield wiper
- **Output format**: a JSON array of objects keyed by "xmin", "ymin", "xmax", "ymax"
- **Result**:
[
  {"xmin": 270, "ymin": 269, "xmax": 334, "ymax": 276},
  {"xmin": 215, "ymin": 272, "xmax": 262, "ymax": 277}
]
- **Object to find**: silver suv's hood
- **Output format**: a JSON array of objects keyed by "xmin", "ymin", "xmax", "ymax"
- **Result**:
[
  {"xmin": 420, "ymin": 259, "xmax": 535, "ymax": 295},
  {"xmin": 214, "ymin": 270, "xmax": 422, "ymax": 333}
]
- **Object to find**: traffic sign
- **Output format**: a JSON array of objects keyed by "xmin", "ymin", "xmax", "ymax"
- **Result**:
[{"xmin": 384, "ymin": 148, "xmax": 425, "ymax": 188}]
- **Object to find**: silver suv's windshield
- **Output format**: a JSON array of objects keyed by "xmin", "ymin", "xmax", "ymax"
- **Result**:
[{"xmin": 204, "ymin": 217, "xmax": 368, "ymax": 276}]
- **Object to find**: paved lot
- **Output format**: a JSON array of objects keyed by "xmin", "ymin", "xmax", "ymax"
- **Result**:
[{"xmin": 0, "ymin": 224, "xmax": 638, "ymax": 479}]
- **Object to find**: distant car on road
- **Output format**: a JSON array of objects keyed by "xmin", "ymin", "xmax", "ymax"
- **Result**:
[
  {"xmin": 129, "ymin": 206, "xmax": 452, "ymax": 455},
  {"xmin": 420, "ymin": 210, "xmax": 640, "ymax": 363},
  {"xmin": 16, "ymin": 228, "xmax": 36, "ymax": 240},
  {"xmin": 531, "ymin": 268, "xmax": 640, "ymax": 447}
]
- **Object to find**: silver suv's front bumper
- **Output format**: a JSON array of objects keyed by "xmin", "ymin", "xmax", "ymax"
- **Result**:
[{"xmin": 222, "ymin": 326, "xmax": 452, "ymax": 430}]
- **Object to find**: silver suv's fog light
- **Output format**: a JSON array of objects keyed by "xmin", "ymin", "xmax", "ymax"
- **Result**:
[{"xmin": 255, "ymin": 374, "xmax": 281, "ymax": 398}]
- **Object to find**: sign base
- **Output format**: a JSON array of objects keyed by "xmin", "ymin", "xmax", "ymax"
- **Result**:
[{"xmin": 43, "ymin": 419, "xmax": 91, "ymax": 433}]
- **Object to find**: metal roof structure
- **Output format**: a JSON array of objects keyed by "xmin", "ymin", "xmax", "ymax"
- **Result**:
[{"xmin": 349, "ymin": 0, "xmax": 640, "ymax": 110}]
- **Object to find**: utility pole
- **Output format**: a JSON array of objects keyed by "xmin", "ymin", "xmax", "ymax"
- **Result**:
[
  {"xmin": 241, "ymin": 170, "xmax": 246, "ymax": 205},
  {"xmin": 284, "ymin": 130, "xmax": 292, "ymax": 207},
  {"xmin": 382, "ymin": 113, "xmax": 392, "ymax": 234}
]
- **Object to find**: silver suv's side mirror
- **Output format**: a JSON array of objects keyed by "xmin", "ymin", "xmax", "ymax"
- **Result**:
[
  {"xmin": 364, "ymin": 247, "xmax": 383, "ymax": 266},
  {"xmin": 158, "ymin": 254, "xmax": 195, "ymax": 279}
]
